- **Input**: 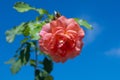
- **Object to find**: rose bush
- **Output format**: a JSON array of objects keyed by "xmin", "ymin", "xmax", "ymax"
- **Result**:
[
  {"xmin": 6, "ymin": 2, "xmax": 92, "ymax": 80},
  {"xmin": 39, "ymin": 16, "xmax": 85, "ymax": 63}
]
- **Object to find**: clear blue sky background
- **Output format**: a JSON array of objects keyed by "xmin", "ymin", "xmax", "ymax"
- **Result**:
[{"xmin": 1, "ymin": 0, "xmax": 120, "ymax": 80}]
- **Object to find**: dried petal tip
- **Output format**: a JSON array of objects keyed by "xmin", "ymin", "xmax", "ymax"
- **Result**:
[{"xmin": 53, "ymin": 11, "xmax": 61, "ymax": 20}]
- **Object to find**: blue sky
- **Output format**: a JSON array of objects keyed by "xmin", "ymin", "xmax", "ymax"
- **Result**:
[{"xmin": 0, "ymin": 0, "xmax": 120, "ymax": 80}]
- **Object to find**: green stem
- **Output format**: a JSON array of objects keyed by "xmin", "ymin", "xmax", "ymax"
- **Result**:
[{"xmin": 34, "ymin": 41, "xmax": 38, "ymax": 80}]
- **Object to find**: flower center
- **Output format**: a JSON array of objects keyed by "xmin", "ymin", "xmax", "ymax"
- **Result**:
[{"xmin": 58, "ymin": 40, "xmax": 64, "ymax": 48}]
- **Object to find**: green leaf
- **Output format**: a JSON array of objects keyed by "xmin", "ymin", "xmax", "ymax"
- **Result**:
[
  {"xmin": 15, "ymin": 23, "xmax": 26, "ymax": 34},
  {"xmin": 36, "ymin": 15, "xmax": 44, "ymax": 21},
  {"xmin": 48, "ymin": 14, "xmax": 54, "ymax": 20},
  {"xmin": 5, "ymin": 58, "xmax": 15, "ymax": 64},
  {"xmin": 23, "ymin": 23, "xmax": 30, "ymax": 36},
  {"xmin": 30, "ymin": 29, "xmax": 40, "ymax": 40},
  {"xmin": 24, "ymin": 45, "xmax": 30, "ymax": 64},
  {"xmin": 75, "ymin": 18, "xmax": 93, "ymax": 30},
  {"xmin": 36, "ymin": 9, "xmax": 48, "ymax": 15},
  {"xmin": 14, "ymin": 2, "xmax": 33, "ymax": 12},
  {"xmin": 5, "ymin": 23, "xmax": 26, "ymax": 43},
  {"xmin": 44, "ymin": 75, "xmax": 53, "ymax": 80},
  {"xmin": 35, "ymin": 69, "xmax": 40, "ymax": 80},
  {"xmin": 20, "ymin": 49, "xmax": 24, "ymax": 63},
  {"xmin": 35, "ymin": 69, "xmax": 45, "ymax": 80},
  {"xmin": 20, "ymin": 38, "xmax": 29, "ymax": 44},
  {"xmin": 29, "ymin": 41, "xmax": 36, "ymax": 48},
  {"xmin": 19, "ymin": 44, "xmax": 30, "ymax": 65},
  {"xmin": 30, "ymin": 59, "xmax": 36, "ymax": 67},
  {"xmin": 14, "ymin": 2, "xmax": 49, "ymax": 16},
  {"xmin": 6, "ymin": 30, "xmax": 16, "ymax": 43},
  {"xmin": 10, "ymin": 59, "xmax": 22, "ymax": 74},
  {"xmin": 5, "ymin": 20, "xmax": 45, "ymax": 42},
  {"xmin": 43, "ymin": 57, "xmax": 53, "ymax": 73},
  {"xmin": 28, "ymin": 21, "xmax": 45, "ymax": 40}
]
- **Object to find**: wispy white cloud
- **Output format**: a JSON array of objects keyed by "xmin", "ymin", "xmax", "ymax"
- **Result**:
[{"xmin": 105, "ymin": 48, "xmax": 120, "ymax": 57}]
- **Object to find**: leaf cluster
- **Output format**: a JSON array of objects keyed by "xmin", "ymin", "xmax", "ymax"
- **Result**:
[{"xmin": 5, "ymin": 2, "xmax": 54, "ymax": 80}]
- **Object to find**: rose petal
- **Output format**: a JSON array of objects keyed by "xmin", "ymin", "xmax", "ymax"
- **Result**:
[
  {"xmin": 50, "ymin": 20, "xmax": 65, "ymax": 33},
  {"xmin": 58, "ymin": 16, "xmax": 67, "ymax": 27},
  {"xmin": 66, "ymin": 21, "xmax": 80, "ymax": 32},
  {"xmin": 41, "ymin": 23, "xmax": 51, "ymax": 32},
  {"xmin": 78, "ymin": 28, "xmax": 85, "ymax": 39},
  {"xmin": 66, "ymin": 18, "xmax": 75, "ymax": 25}
]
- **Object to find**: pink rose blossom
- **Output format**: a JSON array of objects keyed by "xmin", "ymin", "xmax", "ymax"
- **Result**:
[{"xmin": 39, "ymin": 16, "xmax": 85, "ymax": 63}]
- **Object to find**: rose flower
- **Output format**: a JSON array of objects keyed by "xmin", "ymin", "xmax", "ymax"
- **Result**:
[{"xmin": 39, "ymin": 16, "xmax": 85, "ymax": 63}]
